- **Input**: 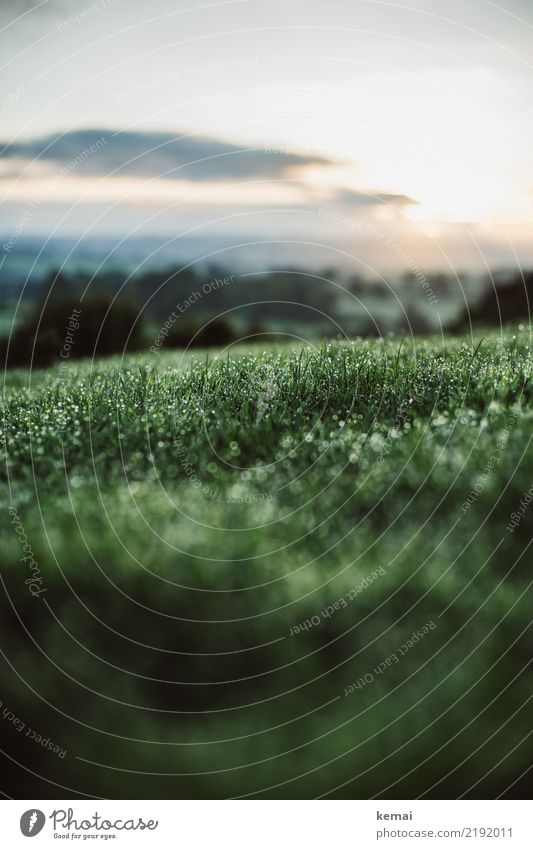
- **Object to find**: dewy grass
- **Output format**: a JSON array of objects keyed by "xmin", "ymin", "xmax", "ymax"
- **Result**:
[{"xmin": 1, "ymin": 328, "xmax": 532, "ymax": 798}]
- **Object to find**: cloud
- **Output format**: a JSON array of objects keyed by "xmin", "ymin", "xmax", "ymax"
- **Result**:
[
  {"xmin": 0, "ymin": 0, "xmax": 73, "ymax": 18},
  {"xmin": 332, "ymin": 187, "xmax": 418, "ymax": 208},
  {"xmin": 0, "ymin": 128, "xmax": 334, "ymax": 182},
  {"xmin": 0, "ymin": 0, "xmax": 57, "ymax": 19}
]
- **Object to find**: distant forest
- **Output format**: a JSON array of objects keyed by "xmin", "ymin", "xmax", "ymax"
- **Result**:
[{"xmin": 1, "ymin": 264, "xmax": 532, "ymax": 368}]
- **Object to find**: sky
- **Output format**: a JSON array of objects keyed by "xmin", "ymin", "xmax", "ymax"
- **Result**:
[{"xmin": 1, "ymin": 0, "xmax": 533, "ymax": 271}]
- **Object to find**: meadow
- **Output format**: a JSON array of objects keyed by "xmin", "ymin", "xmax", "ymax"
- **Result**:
[{"xmin": 1, "ymin": 330, "xmax": 532, "ymax": 798}]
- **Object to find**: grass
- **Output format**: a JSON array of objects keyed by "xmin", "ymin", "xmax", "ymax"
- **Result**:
[{"xmin": 1, "ymin": 330, "xmax": 532, "ymax": 798}]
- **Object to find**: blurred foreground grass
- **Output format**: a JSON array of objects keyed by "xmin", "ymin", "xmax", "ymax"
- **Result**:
[{"xmin": 1, "ymin": 331, "xmax": 532, "ymax": 798}]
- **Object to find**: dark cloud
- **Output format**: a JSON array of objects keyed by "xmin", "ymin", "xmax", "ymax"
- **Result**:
[
  {"xmin": 333, "ymin": 187, "xmax": 418, "ymax": 208},
  {"xmin": 1, "ymin": 0, "xmax": 72, "ymax": 17},
  {"xmin": 0, "ymin": 128, "xmax": 334, "ymax": 182},
  {"xmin": 0, "ymin": 129, "xmax": 418, "ymax": 209},
  {"xmin": 0, "ymin": 0, "xmax": 61, "ymax": 19}
]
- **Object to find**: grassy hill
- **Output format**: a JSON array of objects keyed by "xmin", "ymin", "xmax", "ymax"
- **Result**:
[{"xmin": 1, "ymin": 331, "xmax": 531, "ymax": 798}]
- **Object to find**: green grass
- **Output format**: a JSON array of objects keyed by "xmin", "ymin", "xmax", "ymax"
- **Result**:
[{"xmin": 1, "ymin": 330, "xmax": 532, "ymax": 798}]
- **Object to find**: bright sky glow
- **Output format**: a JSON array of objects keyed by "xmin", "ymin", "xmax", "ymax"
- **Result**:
[{"xmin": 1, "ymin": 0, "xmax": 533, "ymax": 269}]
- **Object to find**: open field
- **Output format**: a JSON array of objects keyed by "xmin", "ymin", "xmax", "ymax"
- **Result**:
[{"xmin": 1, "ymin": 330, "xmax": 532, "ymax": 798}]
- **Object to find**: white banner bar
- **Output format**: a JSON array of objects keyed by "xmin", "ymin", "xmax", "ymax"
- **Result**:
[{"xmin": 0, "ymin": 800, "xmax": 531, "ymax": 848}]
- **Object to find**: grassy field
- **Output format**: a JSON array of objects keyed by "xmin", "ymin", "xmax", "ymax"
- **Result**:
[{"xmin": 1, "ymin": 330, "xmax": 532, "ymax": 799}]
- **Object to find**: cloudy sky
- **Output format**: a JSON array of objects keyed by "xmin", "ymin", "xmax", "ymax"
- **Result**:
[{"xmin": 1, "ymin": 0, "xmax": 533, "ymax": 270}]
